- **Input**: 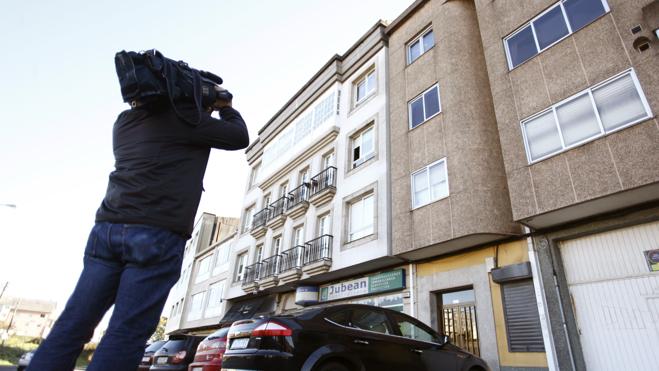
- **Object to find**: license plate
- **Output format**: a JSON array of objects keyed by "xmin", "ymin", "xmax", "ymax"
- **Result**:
[
  {"xmin": 156, "ymin": 356, "xmax": 169, "ymax": 364},
  {"xmin": 141, "ymin": 356, "xmax": 150, "ymax": 363},
  {"xmin": 230, "ymin": 337, "xmax": 250, "ymax": 349},
  {"xmin": 191, "ymin": 367, "xmax": 203, "ymax": 371}
]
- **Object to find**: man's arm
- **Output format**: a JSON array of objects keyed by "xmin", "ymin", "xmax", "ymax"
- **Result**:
[{"xmin": 189, "ymin": 106, "xmax": 249, "ymax": 150}]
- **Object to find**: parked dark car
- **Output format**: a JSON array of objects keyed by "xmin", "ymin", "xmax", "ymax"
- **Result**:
[
  {"xmin": 187, "ymin": 327, "xmax": 229, "ymax": 371},
  {"xmin": 149, "ymin": 334, "xmax": 205, "ymax": 370},
  {"xmin": 222, "ymin": 304, "xmax": 490, "ymax": 371},
  {"xmin": 137, "ymin": 340, "xmax": 167, "ymax": 371}
]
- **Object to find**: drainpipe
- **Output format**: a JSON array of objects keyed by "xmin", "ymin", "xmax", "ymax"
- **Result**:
[{"xmin": 525, "ymin": 229, "xmax": 559, "ymax": 371}]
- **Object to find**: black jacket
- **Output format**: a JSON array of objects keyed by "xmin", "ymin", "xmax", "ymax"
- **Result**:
[{"xmin": 95, "ymin": 103, "xmax": 249, "ymax": 237}]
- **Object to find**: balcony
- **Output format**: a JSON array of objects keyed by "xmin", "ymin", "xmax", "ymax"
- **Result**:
[
  {"xmin": 257, "ymin": 255, "xmax": 280, "ymax": 289},
  {"xmin": 309, "ymin": 167, "xmax": 337, "ymax": 207},
  {"xmin": 278, "ymin": 245, "xmax": 304, "ymax": 284},
  {"xmin": 266, "ymin": 196, "xmax": 287, "ymax": 230},
  {"xmin": 302, "ymin": 234, "xmax": 333, "ymax": 275},
  {"xmin": 287, "ymin": 183, "xmax": 310, "ymax": 219},
  {"xmin": 241, "ymin": 263, "xmax": 260, "ymax": 293},
  {"xmin": 250, "ymin": 208, "xmax": 269, "ymax": 239}
]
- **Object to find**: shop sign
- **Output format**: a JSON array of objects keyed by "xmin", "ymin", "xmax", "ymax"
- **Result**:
[
  {"xmin": 644, "ymin": 249, "xmax": 659, "ymax": 272},
  {"xmin": 295, "ymin": 286, "xmax": 320, "ymax": 306},
  {"xmin": 320, "ymin": 269, "xmax": 405, "ymax": 302}
]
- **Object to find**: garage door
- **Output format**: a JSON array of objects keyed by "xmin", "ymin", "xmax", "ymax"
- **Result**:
[{"xmin": 559, "ymin": 221, "xmax": 659, "ymax": 371}]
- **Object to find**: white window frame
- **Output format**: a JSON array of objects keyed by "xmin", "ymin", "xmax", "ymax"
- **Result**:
[
  {"xmin": 213, "ymin": 240, "xmax": 231, "ymax": 276},
  {"xmin": 348, "ymin": 193, "xmax": 375, "ymax": 242},
  {"xmin": 248, "ymin": 163, "xmax": 260, "ymax": 188},
  {"xmin": 272, "ymin": 235, "xmax": 282, "ymax": 256},
  {"xmin": 293, "ymin": 225, "xmax": 305, "ymax": 247},
  {"xmin": 195, "ymin": 255, "xmax": 212, "ymax": 284},
  {"xmin": 318, "ymin": 213, "xmax": 332, "ymax": 237},
  {"xmin": 521, "ymin": 69, "xmax": 652, "ymax": 164},
  {"xmin": 242, "ymin": 206, "xmax": 254, "ymax": 234},
  {"xmin": 234, "ymin": 252, "xmax": 247, "ymax": 283},
  {"xmin": 354, "ymin": 69, "xmax": 377, "ymax": 105},
  {"xmin": 408, "ymin": 84, "xmax": 441, "ymax": 129},
  {"xmin": 504, "ymin": 0, "xmax": 610, "ymax": 70},
  {"xmin": 411, "ymin": 158, "xmax": 450, "ymax": 209},
  {"xmin": 407, "ymin": 27, "xmax": 435, "ymax": 64},
  {"xmin": 205, "ymin": 280, "xmax": 225, "ymax": 316},
  {"xmin": 351, "ymin": 125, "xmax": 376, "ymax": 169},
  {"xmin": 254, "ymin": 244, "xmax": 264, "ymax": 263},
  {"xmin": 187, "ymin": 292, "xmax": 205, "ymax": 321}
]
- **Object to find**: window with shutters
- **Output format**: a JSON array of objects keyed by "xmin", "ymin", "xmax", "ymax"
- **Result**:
[
  {"xmin": 501, "ymin": 279, "xmax": 545, "ymax": 352},
  {"xmin": 521, "ymin": 69, "xmax": 652, "ymax": 163}
]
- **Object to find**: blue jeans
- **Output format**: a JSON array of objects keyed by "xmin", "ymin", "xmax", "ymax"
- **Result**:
[{"xmin": 28, "ymin": 222, "xmax": 185, "ymax": 371}]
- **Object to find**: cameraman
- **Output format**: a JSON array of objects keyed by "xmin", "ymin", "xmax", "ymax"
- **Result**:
[{"xmin": 28, "ymin": 86, "xmax": 249, "ymax": 371}]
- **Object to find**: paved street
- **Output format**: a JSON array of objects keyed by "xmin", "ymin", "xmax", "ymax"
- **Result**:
[{"xmin": 0, "ymin": 367, "xmax": 16, "ymax": 371}]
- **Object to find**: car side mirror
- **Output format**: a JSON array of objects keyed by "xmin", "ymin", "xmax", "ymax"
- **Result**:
[{"xmin": 440, "ymin": 334, "xmax": 450, "ymax": 345}]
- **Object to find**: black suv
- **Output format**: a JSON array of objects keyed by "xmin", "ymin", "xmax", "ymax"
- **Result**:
[
  {"xmin": 150, "ymin": 334, "xmax": 205, "ymax": 370},
  {"xmin": 222, "ymin": 304, "xmax": 490, "ymax": 371}
]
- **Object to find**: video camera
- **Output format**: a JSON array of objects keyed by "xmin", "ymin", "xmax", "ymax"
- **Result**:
[{"xmin": 114, "ymin": 49, "xmax": 232, "ymax": 125}]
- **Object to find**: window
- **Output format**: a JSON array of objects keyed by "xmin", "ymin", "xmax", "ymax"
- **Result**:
[
  {"xmin": 409, "ymin": 84, "xmax": 441, "ymax": 129},
  {"xmin": 293, "ymin": 226, "xmax": 305, "ymax": 247},
  {"xmin": 279, "ymin": 182, "xmax": 288, "ymax": 198},
  {"xmin": 299, "ymin": 167, "xmax": 310, "ymax": 184},
  {"xmin": 263, "ymin": 194, "xmax": 271, "ymax": 209},
  {"xmin": 351, "ymin": 125, "xmax": 375, "ymax": 169},
  {"xmin": 355, "ymin": 69, "xmax": 376, "ymax": 104},
  {"xmin": 205, "ymin": 280, "xmax": 225, "ymax": 317},
  {"xmin": 318, "ymin": 213, "xmax": 331, "ymax": 237},
  {"xmin": 213, "ymin": 240, "xmax": 231, "ymax": 275},
  {"xmin": 349, "ymin": 193, "xmax": 374, "ymax": 241},
  {"xmin": 390, "ymin": 312, "xmax": 441, "ymax": 343},
  {"xmin": 502, "ymin": 280, "xmax": 545, "ymax": 352},
  {"xmin": 408, "ymin": 28, "xmax": 435, "ymax": 64},
  {"xmin": 351, "ymin": 308, "xmax": 391, "ymax": 334},
  {"xmin": 326, "ymin": 309, "xmax": 351, "ymax": 326},
  {"xmin": 234, "ymin": 252, "xmax": 247, "ymax": 283},
  {"xmin": 254, "ymin": 244, "xmax": 264, "ymax": 263},
  {"xmin": 322, "ymin": 151, "xmax": 335, "ymax": 169},
  {"xmin": 242, "ymin": 206, "xmax": 254, "ymax": 233},
  {"xmin": 187, "ymin": 292, "xmax": 205, "ymax": 321},
  {"xmin": 195, "ymin": 256, "xmax": 212, "ymax": 284},
  {"xmin": 248, "ymin": 163, "xmax": 260, "ymax": 188},
  {"xmin": 505, "ymin": 0, "xmax": 609, "ymax": 69},
  {"xmin": 412, "ymin": 159, "xmax": 449, "ymax": 208},
  {"xmin": 272, "ymin": 236, "xmax": 282, "ymax": 256},
  {"xmin": 522, "ymin": 69, "xmax": 652, "ymax": 163},
  {"xmin": 439, "ymin": 288, "xmax": 480, "ymax": 355}
]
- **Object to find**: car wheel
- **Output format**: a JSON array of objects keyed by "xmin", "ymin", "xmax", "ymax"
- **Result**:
[{"xmin": 317, "ymin": 361, "xmax": 350, "ymax": 371}]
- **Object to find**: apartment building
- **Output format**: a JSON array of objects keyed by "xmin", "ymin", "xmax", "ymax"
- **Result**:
[
  {"xmin": 473, "ymin": 0, "xmax": 659, "ymax": 370},
  {"xmin": 221, "ymin": 21, "xmax": 412, "ymax": 324},
  {"xmin": 386, "ymin": 1, "xmax": 543, "ymax": 370},
  {"xmin": 164, "ymin": 213, "xmax": 238, "ymax": 334}
]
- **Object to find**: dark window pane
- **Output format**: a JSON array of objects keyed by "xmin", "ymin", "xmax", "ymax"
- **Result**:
[
  {"xmin": 423, "ymin": 30, "xmax": 435, "ymax": 51},
  {"xmin": 327, "ymin": 310, "xmax": 351, "ymax": 326},
  {"xmin": 564, "ymin": 0, "xmax": 606, "ymax": 32},
  {"xmin": 409, "ymin": 40, "xmax": 421, "ymax": 63},
  {"xmin": 410, "ymin": 98, "xmax": 424, "ymax": 128},
  {"xmin": 506, "ymin": 26, "xmax": 538, "ymax": 68},
  {"xmin": 533, "ymin": 6, "xmax": 569, "ymax": 49},
  {"xmin": 351, "ymin": 309, "xmax": 391, "ymax": 334},
  {"xmin": 424, "ymin": 86, "xmax": 440, "ymax": 118}
]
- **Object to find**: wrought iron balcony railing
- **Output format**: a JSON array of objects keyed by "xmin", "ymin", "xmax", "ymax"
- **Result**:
[
  {"xmin": 242, "ymin": 263, "xmax": 261, "ymax": 285},
  {"xmin": 287, "ymin": 183, "xmax": 310, "ymax": 210},
  {"xmin": 259, "ymin": 255, "xmax": 280, "ymax": 279},
  {"xmin": 303, "ymin": 235, "xmax": 333, "ymax": 265},
  {"xmin": 310, "ymin": 166, "xmax": 337, "ymax": 196},
  {"xmin": 251, "ymin": 208, "xmax": 269, "ymax": 230},
  {"xmin": 268, "ymin": 196, "xmax": 287, "ymax": 220},
  {"xmin": 279, "ymin": 245, "xmax": 304, "ymax": 273}
]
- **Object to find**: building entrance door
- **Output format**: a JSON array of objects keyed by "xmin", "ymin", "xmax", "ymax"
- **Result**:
[{"xmin": 437, "ymin": 288, "xmax": 480, "ymax": 356}]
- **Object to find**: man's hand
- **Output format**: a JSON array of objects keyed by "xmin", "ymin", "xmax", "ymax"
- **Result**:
[{"xmin": 212, "ymin": 85, "xmax": 232, "ymax": 109}]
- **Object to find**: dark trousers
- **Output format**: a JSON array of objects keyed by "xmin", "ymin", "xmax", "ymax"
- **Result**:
[{"xmin": 28, "ymin": 222, "xmax": 185, "ymax": 371}]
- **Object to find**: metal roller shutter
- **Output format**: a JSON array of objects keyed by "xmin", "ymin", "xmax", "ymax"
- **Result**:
[{"xmin": 501, "ymin": 279, "xmax": 545, "ymax": 352}]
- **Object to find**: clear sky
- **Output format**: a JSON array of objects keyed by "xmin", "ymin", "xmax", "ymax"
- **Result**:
[{"xmin": 0, "ymin": 0, "xmax": 412, "ymax": 313}]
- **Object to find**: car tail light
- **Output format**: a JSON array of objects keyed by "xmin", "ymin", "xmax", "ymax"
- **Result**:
[
  {"xmin": 171, "ymin": 350, "xmax": 187, "ymax": 364},
  {"xmin": 251, "ymin": 321, "xmax": 292, "ymax": 337}
]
